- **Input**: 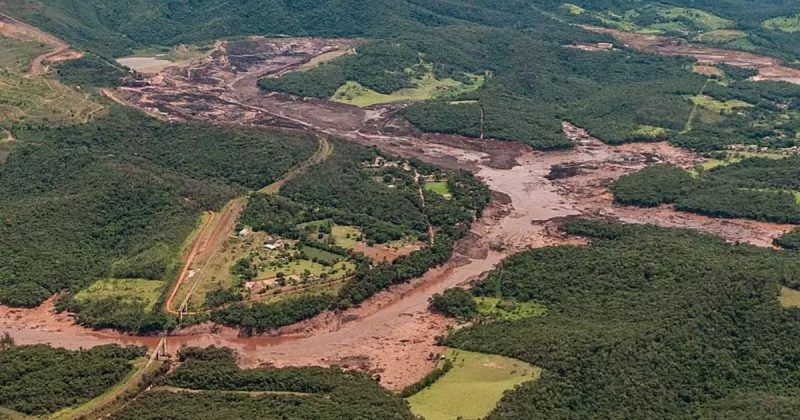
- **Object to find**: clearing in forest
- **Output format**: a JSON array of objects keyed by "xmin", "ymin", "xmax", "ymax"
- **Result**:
[
  {"xmin": 779, "ymin": 286, "xmax": 800, "ymax": 308},
  {"xmin": 332, "ymin": 70, "xmax": 483, "ymax": 107},
  {"xmin": 406, "ymin": 349, "xmax": 541, "ymax": 420},
  {"xmin": 74, "ymin": 278, "xmax": 165, "ymax": 312}
]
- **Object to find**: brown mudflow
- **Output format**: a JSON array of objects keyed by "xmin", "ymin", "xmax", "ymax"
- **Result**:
[{"xmin": 1, "ymin": 35, "xmax": 795, "ymax": 389}]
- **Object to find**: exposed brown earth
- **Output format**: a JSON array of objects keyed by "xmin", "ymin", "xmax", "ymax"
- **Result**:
[
  {"xmin": 0, "ymin": 13, "xmax": 82, "ymax": 74},
  {"xmin": 584, "ymin": 25, "xmax": 800, "ymax": 84},
  {"xmin": 2, "ymin": 35, "xmax": 796, "ymax": 390}
]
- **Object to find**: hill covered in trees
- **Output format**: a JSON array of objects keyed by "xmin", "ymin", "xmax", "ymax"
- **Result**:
[
  {"xmin": 446, "ymin": 220, "xmax": 800, "ymax": 418},
  {"xmin": 112, "ymin": 346, "xmax": 413, "ymax": 419},
  {"xmin": 0, "ymin": 108, "xmax": 316, "ymax": 318}
]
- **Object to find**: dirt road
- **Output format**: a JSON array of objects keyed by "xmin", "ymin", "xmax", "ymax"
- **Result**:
[
  {"xmin": 1, "ymin": 35, "xmax": 795, "ymax": 390},
  {"xmin": 584, "ymin": 25, "xmax": 800, "ymax": 85},
  {"xmin": 0, "ymin": 13, "xmax": 82, "ymax": 74}
]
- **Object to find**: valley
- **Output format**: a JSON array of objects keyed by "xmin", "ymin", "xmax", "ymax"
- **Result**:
[{"xmin": 1, "ymin": 1, "xmax": 800, "ymax": 417}]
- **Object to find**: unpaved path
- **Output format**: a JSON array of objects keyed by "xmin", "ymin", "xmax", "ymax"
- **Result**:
[
  {"xmin": 1, "ymin": 36, "xmax": 795, "ymax": 390},
  {"xmin": 0, "ymin": 13, "xmax": 82, "ymax": 74},
  {"xmin": 584, "ymin": 25, "xmax": 800, "ymax": 85}
]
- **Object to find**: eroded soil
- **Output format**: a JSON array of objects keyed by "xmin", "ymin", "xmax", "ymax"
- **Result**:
[
  {"xmin": 584, "ymin": 25, "xmax": 800, "ymax": 84},
  {"xmin": 2, "ymin": 36, "xmax": 795, "ymax": 390}
]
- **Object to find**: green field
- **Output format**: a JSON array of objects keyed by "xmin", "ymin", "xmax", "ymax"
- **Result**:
[
  {"xmin": 406, "ymin": 349, "xmax": 541, "ymax": 420},
  {"xmin": 696, "ymin": 29, "xmax": 748, "ymax": 43},
  {"xmin": 763, "ymin": 13, "xmax": 800, "ymax": 33},
  {"xmin": 298, "ymin": 220, "xmax": 363, "ymax": 249},
  {"xmin": 74, "ymin": 278, "xmax": 165, "ymax": 312},
  {"xmin": 697, "ymin": 151, "xmax": 788, "ymax": 172},
  {"xmin": 475, "ymin": 297, "xmax": 548, "ymax": 321},
  {"xmin": 300, "ymin": 244, "xmax": 344, "ymax": 264},
  {"xmin": 690, "ymin": 95, "xmax": 752, "ymax": 112},
  {"xmin": 423, "ymin": 181, "xmax": 452, "ymax": 198},
  {"xmin": 332, "ymin": 71, "xmax": 483, "ymax": 107},
  {"xmin": 0, "ymin": 35, "xmax": 49, "ymax": 72}
]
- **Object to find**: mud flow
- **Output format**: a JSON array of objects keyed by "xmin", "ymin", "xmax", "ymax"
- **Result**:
[{"xmin": 3, "ymin": 36, "xmax": 794, "ymax": 389}]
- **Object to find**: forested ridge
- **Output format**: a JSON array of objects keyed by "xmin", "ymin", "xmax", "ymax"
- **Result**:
[
  {"xmin": 0, "ymin": 344, "xmax": 144, "ymax": 415},
  {"xmin": 0, "ymin": 107, "xmax": 316, "ymax": 320},
  {"xmin": 613, "ymin": 158, "xmax": 800, "ymax": 224},
  {"xmin": 112, "ymin": 346, "xmax": 413, "ymax": 419},
  {"xmin": 446, "ymin": 220, "xmax": 800, "ymax": 418}
]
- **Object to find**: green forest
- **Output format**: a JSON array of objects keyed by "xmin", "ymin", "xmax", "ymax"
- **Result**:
[
  {"xmin": 0, "ymin": 344, "xmax": 144, "ymax": 415},
  {"xmin": 613, "ymin": 158, "xmax": 800, "ymax": 224},
  {"xmin": 5, "ymin": 0, "xmax": 799, "ymax": 151},
  {"xmin": 0, "ymin": 108, "xmax": 316, "ymax": 326},
  {"xmin": 112, "ymin": 346, "xmax": 413, "ymax": 419},
  {"xmin": 445, "ymin": 220, "xmax": 800, "ymax": 418}
]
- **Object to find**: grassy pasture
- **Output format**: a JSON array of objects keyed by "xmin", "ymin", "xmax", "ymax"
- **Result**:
[
  {"xmin": 475, "ymin": 297, "xmax": 548, "ymax": 321},
  {"xmin": 763, "ymin": 13, "xmax": 800, "ymax": 33},
  {"xmin": 0, "ymin": 35, "xmax": 49, "ymax": 72},
  {"xmin": 298, "ymin": 220, "xmax": 363, "ymax": 249},
  {"xmin": 332, "ymin": 72, "xmax": 483, "ymax": 107},
  {"xmin": 423, "ymin": 181, "xmax": 452, "ymax": 198},
  {"xmin": 658, "ymin": 7, "xmax": 732, "ymax": 30},
  {"xmin": 690, "ymin": 95, "xmax": 752, "ymax": 112},
  {"xmin": 779, "ymin": 286, "xmax": 800, "ymax": 308},
  {"xmin": 696, "ymin": 29, "xmax": 748, "ymax": 43},
  {"xmin": 0, "ymin": 34, "xmax": 105, "ymax": 125},
  {"xmin": 697, "ymin": 151, "xmax": 788, "ymax": 172},
  {"xmin": 74, "ymin": 278, "xmax": 164, "ymax": 312},
  {"xmin": 406, "ymin": 349, "xmax": 541, "ymax": 420},
  {"xmin": 300, "ymin": 244, "xmax": 343, "ymax": 264}
]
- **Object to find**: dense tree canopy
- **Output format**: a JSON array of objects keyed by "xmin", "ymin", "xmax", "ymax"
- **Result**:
[{"xmin": 447, "ymin": 220, "xmax": 800, "ymax": 418}]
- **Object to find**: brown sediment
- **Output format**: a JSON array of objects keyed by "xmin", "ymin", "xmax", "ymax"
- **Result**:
[
  {"xmin": 1, "ymin": 36, "xmax": 796, "ymax": 390},
  {"xmin": 583, "ymin": 25, "xmax": 800, "ymax": 85}
]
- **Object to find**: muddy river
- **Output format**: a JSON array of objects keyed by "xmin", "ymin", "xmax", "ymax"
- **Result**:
[{"xmin": 1, "ymin": 36, "xmax": 795, "ymax": 389}]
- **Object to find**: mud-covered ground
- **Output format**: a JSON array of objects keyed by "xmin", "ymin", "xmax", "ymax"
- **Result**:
[
  {"xmin": 584, "ymin": 25, "xmax": 800, "ymax": 85},
  {"xmin": 2, "ymin": 36, "xmax": 795, "ymax": 389}
]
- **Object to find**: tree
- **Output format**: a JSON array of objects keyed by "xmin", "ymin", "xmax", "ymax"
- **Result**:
[{"xmin": 0, "ymin": 332, "xmax": 15, "ymax": 350}]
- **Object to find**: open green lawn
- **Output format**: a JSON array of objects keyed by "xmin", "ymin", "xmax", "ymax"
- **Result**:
[
  {"xmin": 475, "ymin": 297, "xmax": 548, "ymax": 321},
  {"xmin": 690, "ymin": 95, "xmax": 752, "ymax": 112},
  {"xmin": 423, "ymin": 181, "xmax": 452, "ymax": 198},
  {"xmin": 332, "ymin": 72, "xmax": 483, "ymax": 107},
  {"xmin": 300, "ymin": 244, "xmax": 344, "ymax": 264},
  {"xmin": 406, "ymin": 349, "xmax": 541, "ymax": 420},
  {"xmin": 74, "ymin": 278, "xmax": 165, "ymax": 312}
]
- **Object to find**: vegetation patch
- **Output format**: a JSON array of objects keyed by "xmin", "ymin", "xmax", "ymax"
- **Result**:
[
  {"xmin": 406, "ymin": 349, "xmax": 541, "ymax": 420},
  {"xmin": 690, "ymin": 95, "xmax": 752, "ymax": 112},
  {"xmin": 763, "ymin": 13, "xmax": 800, "ymax": 33},
  {"xmin": 475, "ymin": 297, "xmax": 548, "ymax": 321},
  {"xmin": 696, "ymin": 29, "xmax": 748, "ymax": 43},
  {"xmin": 447, "ymin": 220, "xmax": 800, "ymax": 418},
  {"xmin": 0, "ymin": 344, "xmax": 144, "ymax": 416},
  {"xmin": 331, "ymin": 71, "xmax": 483, "ymax": 107},
  {"xmin": 73, "ymin": 278, "xmax": 164, "ymax": 312},
  {"xmin": 778, "ymin": 286, "xmax": 800, "ymax": 308},
  {"xmin": 113, "ymin": 347, "xmax": 413, "ymax": 419},
  {"xmin": 423, "ymin": 181, "xmax": 452, "ymax": 199}
]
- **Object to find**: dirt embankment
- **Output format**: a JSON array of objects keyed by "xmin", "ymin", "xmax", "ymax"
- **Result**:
[
  {"xmin": 2, "ymin": 36, "xmax": 795, "ymax": 390},
  {"xmin": 0, "ymin": 13, "xmax": 83, "ymax": 74},
  {"xmin": 583, "ymin": 25, "xmax": 800, "ymax": 85}
]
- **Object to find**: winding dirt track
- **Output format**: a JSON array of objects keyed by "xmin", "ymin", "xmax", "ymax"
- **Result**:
[
  {"xmin": 1, "ymin": 34, "xmax": 796, "ymax": 389},
  {"xmin": 0, "ymin": 13, "xmax": 82, "ymax": 74}
]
